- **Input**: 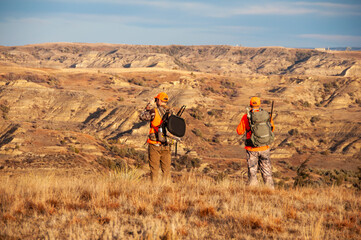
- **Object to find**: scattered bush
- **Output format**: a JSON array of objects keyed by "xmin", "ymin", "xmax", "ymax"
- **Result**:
[
  {"xmin": 192, "ymin": 129, "xmax": 203, "ymax": 138},
  {"xmin": 220, "ymin": 80, "xmax": 235, "ymax": 89},
  {"xmin": 68, "ymin": 146, "xmax": 80, "ymax": 154},
  {"xmin": 223, "ymin": 89, "xmax": 239, "ymax": 98},
  {"xmin": 228, "ymin": 161, "xmax": 242, "ymax": 170},
  {"xmin": 293, "ymin": 160, "xmax": 318, "ymax": 188},
  {"xmin": 190, "ymin": 107, "xmax": 204, "ymax": 120},
  {"xmin": 355, "ymin": 98, "xmax": 361, "ymax": 107},
  {"xmin": 0, "ymin": 103, "xmax": 10, "ymax": 119},
  {"xmin": 127, "ymin": 78, "xmax": 145, "ymax": 86},
  {"xmin": 323, "ymin": 81, "xmax": 338, "ymax": 93},
  {"xmin": 213, "ymin": 171, "xmax": 228, "ymax": 182},
  {"xmin": 108, "ymin": 145, "xmax": 147, "ymax": 165},
  {"xmin": 262, "ymin": 99, "xmax": 272, "ymax": 105},
  {"xmin": 172, "ymin": 155, "xmax": 201, "ymax": 171},
  {"xmin": 96, "ymin": 156, "xmax": 127, "ymax": 171},
  {"xmin": 288, "ymin": 129, "xmax": 299, "ymax": 136},
  {"xmin": 211, "ymin": 135, "xmax": 220, "ymax": 143},
  {"xmin": 207, "ymin": 109, "xmax": 223, "ymax": 118},
  {"xmin": 320, "ymin": 150, "xmax": 329, "ymax": 155},
  {"xmin": 204, "ymin": 86, "xmax": 218, "ymax": 94},
  {"xmin": 301, "ymin": 100, "xmax": 311, "ymax": 108},
  {"xmin": 310, "ymin": 116, "xmax": 321, "ymax": 123}
]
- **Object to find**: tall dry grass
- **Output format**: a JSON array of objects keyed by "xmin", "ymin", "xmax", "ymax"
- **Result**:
[{"xmin": 0, "ymin": 169, "xmax": 360, "ymax": 240}]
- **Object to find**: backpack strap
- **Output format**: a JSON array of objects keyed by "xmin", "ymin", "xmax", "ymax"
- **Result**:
[
  {"xmin": 246, "ymin": 107, "xmax": 253, "ymax": 134},
  {"xmin": 157, "ymin": 106, "xmax": 170, "ymax": 144},
  {"xmin": 246, "ymin": 107, "xmax": 251, "ymax": 123}
]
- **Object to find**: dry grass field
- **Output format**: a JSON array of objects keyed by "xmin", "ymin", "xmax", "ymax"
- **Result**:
[{"xmin": 1, "ymin": 168, "xmax": 360, "ymax": 240}]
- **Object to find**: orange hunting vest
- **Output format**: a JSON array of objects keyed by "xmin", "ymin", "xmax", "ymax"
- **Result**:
[
  {"xmin": 147, "ymin": 108, "xmax": 163, "ymax": 145},
  {"xmin": 236, "ymin": 110, "xmax": 275, "ymax": 152}
]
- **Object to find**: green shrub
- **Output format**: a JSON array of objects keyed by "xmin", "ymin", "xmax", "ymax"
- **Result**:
[
  {"xmin": 192, "ymin": 129, "xmax": 203, "ymax": 138},
  {"xmin": 355, "ymin": 98, "xmax": 361, "ymax": 107},
  {"xmin": 127, "ymin": 78, "xmax": 144, "ymax": 86},
  {"xmin": 293, "ymin": 160, "xmax": 318, "ymax": 188},
  {"xmin": 172, "ymin": 155, "xmax": 201, "ymax": 171},
  {"xmin": 96, "ymin": 156, "xmax": 127, "ymax": 171},
  {"xmin": 109, "ymin": 145, "xmax": 147, "ymax": 164},
  {"xmin": 212, "ymin": 136, "xmax": 220, "ymax": 143},
  {"xmin": 320, "ymin": 150, "xmax": 329, "ymax": 155},
  {"xmin": 102, "ymin": 142, "xmax": 147, "ymax": 166},
  {"xmin": 68, "ymin": 146, "xmax": 80, "ymax": 154},
  {"xmin": 214, "ymin": 171, "xmax": 228, "ymax": 182},
  {"xmin": 288, "ymin": 129, "xmax": 299, "ymax": 136},
  {"xmin": 310, "ymin": 116, "xmax": 321, "ymax": 123},
  {"xmin": 221, "ymin": 80, "xmax": 235, "ymax": 89},
  {"xmin": 207, "ymin": 109, "xmax": 223, "ymax": 118},
  {"xmin": 205, "ymin": 86, "xmax": 218, "ymax": 93},
  {"xmin": 190, "ymin": 107, "xmax": 204, "ymax": 120},
  {"xmin": 0, "ymin": 104, "xmax": 10, "ymax": 119}
]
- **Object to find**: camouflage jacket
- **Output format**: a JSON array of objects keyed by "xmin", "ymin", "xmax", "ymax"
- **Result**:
[{"xmin": 139, "ymin": 105, "xmax": 171, "ymax": 122}]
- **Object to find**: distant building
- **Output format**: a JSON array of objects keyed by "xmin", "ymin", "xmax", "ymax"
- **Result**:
[{"xmin": 314, "ymin": 48, "xmax": 326, "ymax": 51}]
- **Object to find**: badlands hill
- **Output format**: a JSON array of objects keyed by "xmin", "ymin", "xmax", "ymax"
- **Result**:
[{"xmin": 0, "ymin": 43, "xmax": 360, "ymax": 183}]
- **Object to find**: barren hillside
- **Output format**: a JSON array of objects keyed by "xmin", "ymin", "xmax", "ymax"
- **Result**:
[
  {"xmin": 0, "ymin": 43, "xmax": 360, "ymax": 184},
  {"xmin": 1, "ymin": 43, "xmax": 361, "ymax": 77}
]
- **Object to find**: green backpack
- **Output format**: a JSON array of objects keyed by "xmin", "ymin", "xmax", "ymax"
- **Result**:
[{"xmin": 247, "ymin": 108, "xmax": 274, "ymax": 147}]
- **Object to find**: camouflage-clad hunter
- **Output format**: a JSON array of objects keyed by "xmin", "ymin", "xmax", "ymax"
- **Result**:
[
  {"xmin": 139, "ymin": 92, "xmax": 173, "ymax": 183},
  {"xmin": 236, "ymin": 97, "xmax": 275, "ymax": 189}
]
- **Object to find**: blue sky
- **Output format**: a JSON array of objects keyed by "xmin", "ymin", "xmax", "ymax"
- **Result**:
[{"xmin": 0, "ymin": 0, "xmax": 360, "ymax": 47}]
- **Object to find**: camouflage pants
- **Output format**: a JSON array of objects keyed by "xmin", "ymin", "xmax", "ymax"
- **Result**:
[
  {"xmin": 148, "ymin": 144, "xmax": 171, "ymax": 182},
  {"xmin": 246, "ymin": 149, "xmax": 274, "ymax": 189}
]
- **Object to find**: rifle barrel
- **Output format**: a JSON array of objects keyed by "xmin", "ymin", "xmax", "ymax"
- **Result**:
[
  {"xmin": 177, "ymin": 105, "xmax": 186, "ymax": 116},
  {"xmin": 175, "ymin": 142, "xmax": 178, "ymax": 156}
]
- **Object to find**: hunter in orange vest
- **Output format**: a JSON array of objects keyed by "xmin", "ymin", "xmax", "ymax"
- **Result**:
[
  {"xmin": 237, "ymin": 97, "xmax": 275, "ymax": 189},
  {"xmin": 139, "ymin": 92, "xmax": 172, "ymax": 182}
]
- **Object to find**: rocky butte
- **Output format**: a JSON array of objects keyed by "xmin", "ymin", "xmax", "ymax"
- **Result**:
[{"xmin": 0, "ymin": 43, "xmax": 360, "ymax": 183}]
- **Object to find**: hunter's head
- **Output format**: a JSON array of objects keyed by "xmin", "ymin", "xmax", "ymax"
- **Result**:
[
  {"xmin": 250, "ymin": 96, "xmax": 261, "ymax": 108},
  {"xmin": 154, "ymin": 92, "xmax": 169, "ymax": 107}
]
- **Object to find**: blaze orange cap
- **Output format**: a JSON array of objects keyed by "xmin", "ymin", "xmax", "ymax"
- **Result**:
[
  {"xmin": 250, "ymin": 97, "xmax": 261, "ymax": 107},
  {"xmin": 154, "ymin": 92, "xmax": 169, "ymax": 102}
]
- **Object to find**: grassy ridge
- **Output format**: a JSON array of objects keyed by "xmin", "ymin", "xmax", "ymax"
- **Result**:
[{"xmin": 1, "ymin": 170, "xmax": 360, "ymax": 239}]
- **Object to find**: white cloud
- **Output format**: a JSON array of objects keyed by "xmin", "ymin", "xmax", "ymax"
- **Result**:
[
  {"xmin": 217, "ymin": 2, "xmax": 361, "ymax": 17},
  {"xmin": 45, "ymin": 0, "xmax": 211, "ymax": 10},
  {"xmin": 215, "ymin": 25, "xmax": 265, "ymax": 33},
  {"xmin": 37, "ymin": 0, "xmax": 361, "ymax": 17},
  {"xmin": 27, "ymin": 0, "xmax": 361, "ymax": 19},
  {"xmin": 228, "ymin": 5, "xmax": 314, "ymax": 16},
  {"xmin": 296, "ymin": 2, "xmax": 358, "ymax": 9},
  {"xmin": 0, "ymin": 13, "xmax": 243, "ymax": 46},
  {"xmin": 2, "ymin": 13, "xmax": 161, "ymax": 26},
  {"xmin": 299, "ymin": 34, "xmax": 361, "ymax": 45},
  {"xmin": 1, "ymin": 1, "xmax": 360, "ymax": 46},
  {"xmin": 295, "ymin": 2, "xmax": 361, "ymax": 16}
]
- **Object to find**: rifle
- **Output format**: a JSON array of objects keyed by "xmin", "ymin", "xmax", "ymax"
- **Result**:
[
  {"xmin": 270, "ymin": 101, "xmax": 275, "ymax": 131},
  {"xmin": 177, "ymin": 105, "xmax": 186, "ymax": 117},
  {"xmin": 174, "ymin": 105, "xmax": 186, "ymax": 157}
]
